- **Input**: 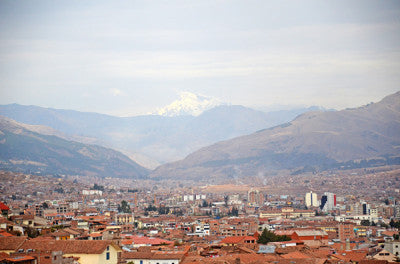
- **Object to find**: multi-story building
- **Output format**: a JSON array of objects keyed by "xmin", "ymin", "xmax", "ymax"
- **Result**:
[
  {"xmin": 384, "ymin": 241, "xmax": 400, "ymax": 256},
  {"xmin": 320, "ymin": 192, "xmax": 336, "ymax": 212},
  {"xmin": 305, "ymin": 191, "xmax": 319, "ymax": 207},
  {"xmin": 338, "ymin": 222, "xmax": 355, "ymax": 242},
  {"xmin": 248, "ymin": 189, "xmax": 264, "ymax": 206}
]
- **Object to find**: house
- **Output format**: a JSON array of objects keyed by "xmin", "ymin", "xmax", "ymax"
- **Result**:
[
  {"xmin": 0, "ymin": 255, "xmax": 35, "ymax": 264},
  {"xmin": 219, "ymin": 236, "xmax": 257, "ymax": 249},
  {"xmin": 0, "ymin": 203, "xmax": 10, "ymax": 217},
  {"xmin": 122, "ymin": 236, "xmax": 173, "ymax": 249},
  {"xmin": 17, "ymin": 240, "xmax": 121, "ymax": 264},
  {"xmin": 331, "ymin": 250, "xmax": 368, "ymax": 264},
  {"xmin": 291, "ymin": 230, "xmax": 329, "ymax": 241},
  {"xmin": 122, "ymin": 251, "xmax": 186, "ymax": 264},
  {"xmin": 372, "ymin": 249, "xmax": 397, "ymax": 262},
  {"xmin": 0, "ymin": 237, "xmax": 27, "ymax": 254},
  {"xmin": 383, "ymin": 240, "xmax": 400, "ymax": 256}
]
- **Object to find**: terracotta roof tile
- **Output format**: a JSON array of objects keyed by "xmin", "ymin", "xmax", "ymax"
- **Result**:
[
  {"xmin": 281, "ymin": 251, "xmax": 311, "ymax": 259},
  {"xmin": 0, "ymin": 237, "xmax": 27, "ymax": 250},
  {"xmin": 0, "ymin": 202, "xmax": 10, "ymax": 211},
  {"xmin": 18, "ymin": 240, "xmax": 121, "ymax": 254}
]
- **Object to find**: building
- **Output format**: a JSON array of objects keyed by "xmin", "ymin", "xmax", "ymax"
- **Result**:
[
  {"xmin": 122, "ymin": 250, "xmax": 187, "ymax": 264},
  {"xmin": 114, "ymin": 213, "xmax": 134, "ymax": 225},
  {"xmin": 320, "ymin": 192, "xmax": 336, "ymax": 212},
  {"xmin": 338, "ymin": 223, "xmax": 356, "ymax": 242},
  {"xmin": 305, "ymin": 191, "xmax": 319, "ymax": 207},
  {"xmin": 384, "ymin": 241, "xmax": 400, "ymax": 256},
  {"xmin": 18, "ymin": 240, "xmax": 121, "ymax": 264},
  {"xmin": 247, "ymin": 189, "xmax": 264, "ymax": 206},
  {"xmin": 0, "ymin": 237, "xmax": 27, "ymax": 254}
]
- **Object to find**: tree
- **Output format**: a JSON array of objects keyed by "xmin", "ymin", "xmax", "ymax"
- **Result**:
[
  {"xmin": 224, "ymin": 196, "xmax": 229, "ymax": 207},
  {"xmin": 92, "ymin": 184, "xmax": 104, "ymax": 191},
  {"xmin": 201, "ymin": 200, "xmax": 209, "ymax": 207},
  {"xmin": 118, "ymin": 200, "xmax": 131, "ymax": 213},
  {"xmin": 360, "ymin": 220, "xmax": 370, "ymax": 226},
  {"xmin": 158, "ymin": 206, "xmax": 170, "ymax": 215},
  {"xmin": 54, "ymin": 187, "xmax": 64, "ymax": 194},
  {"xmin": 25, "ymin": 226, "xmax": 39, "ymax": 238},
  {"xmin": 228, "ymin": 207, "xmax": 239, "ymax": 217},
  {"xmin": 257, "ymin": 228, "xmax": 291, "ymax": 244},
  {"xmin": 42, "ymin": 202, "xmax": 49, "ymax": 209}
]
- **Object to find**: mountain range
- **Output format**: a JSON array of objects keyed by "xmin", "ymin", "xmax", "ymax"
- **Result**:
[
  {"xmin": 0, "ymin": 116, "xmax": 149, "ymax": 178},
  {"xmin": 0, "ymin": 104, "xmax": 320, "ymax": 167},
  {"xmin": 150, "ymin": 91, "xmax": 400, "ymax": 183}
]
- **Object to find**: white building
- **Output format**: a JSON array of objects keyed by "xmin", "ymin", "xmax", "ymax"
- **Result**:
[
  {"xmin": 320, "ymin": 192, "xmax": 336, "ymax": 212},
  {"xmin": 305, "ymin": 191, "xmax": 319, "ymax": 207}
]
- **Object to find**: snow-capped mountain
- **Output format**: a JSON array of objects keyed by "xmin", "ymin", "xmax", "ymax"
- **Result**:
[{"xmin": 153, "ymin": 92, "xmax": 221, "ymax": 117}]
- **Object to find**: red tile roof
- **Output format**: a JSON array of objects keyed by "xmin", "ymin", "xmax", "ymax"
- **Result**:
[
  {"xmin": 0, "ymin": 202, "xmax": 10, "ymax": 211},
  {"xmin": 0, "ymin": 230, "xmax": 14, "ymax": 237},
  {"xmin": 124, "ymin": 236, "xmax": 173, "ymax": 246},
  {"xmin": 18, "ymin": 240, "xmax": 121, "ymax": 254},
  {"xmin": 122, "ymin": 251, "xmax": 185, "ymax": 261},
  {"xmin": 0, "ymin": 237, "xmax": 27, "ymax": 250},
  {"xmin": 5, "ymin": 256, "xmax": 35, "ymax": 263},
  {"xmin": 220, "ymin": 236, "xmax": 256, "ymax": 245},
  {"xmin": 281, "ymin": 251, "xmax": 311, "ymax": 259}
]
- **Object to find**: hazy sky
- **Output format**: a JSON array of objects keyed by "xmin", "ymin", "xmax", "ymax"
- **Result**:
[{"xmin": 0, "ymin": 0, "xmax": 399, "ymax": 116}]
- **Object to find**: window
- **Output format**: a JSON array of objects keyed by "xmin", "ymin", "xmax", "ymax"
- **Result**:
[
  {"xmin": 107, "ymin": 246, "xmax": 109, "ymax": 251},
  {"xmin": 140, "ymin": 261, "xmax": 143, "ymax": 264},
  {"xmin": 106, "ymin": 252, "xmax": 110, "ymax": 260}
]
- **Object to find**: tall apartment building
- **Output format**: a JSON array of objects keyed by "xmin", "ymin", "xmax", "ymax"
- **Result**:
[
  {"xmin": 248, "ymin": 189, "xmax": 264, "ymax": 206},
  {"xmin": 305, "ymin": 191, "xmax": 319, "ymax": 207},
  {"xmin": 320, "ymin": 192, "xmax": 336, "ymax": 212}
]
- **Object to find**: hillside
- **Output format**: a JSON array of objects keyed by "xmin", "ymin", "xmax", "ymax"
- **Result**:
[
  {"xmin": 0, "ymin": 104, "xmax": 318, "ymax": 166},
  {"xmin": 150, "ymin": 91, "xmax": 400, "ymax": 182},
  {"xmin": 0, "ymin": 116, "xmax": 149, "ymax": 178}
]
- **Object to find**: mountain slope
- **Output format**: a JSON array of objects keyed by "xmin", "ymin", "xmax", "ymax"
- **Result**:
[
  {"xmin": 0, "ymin": 104, "xmax": 319, "ymax": 165},
  {"xmin": 150, "ymin": 91, "xmax": 400, "ymax": 182},
  {"xmin": 0, "ymin": 116, "xmax": 149, "ymax": 178}
]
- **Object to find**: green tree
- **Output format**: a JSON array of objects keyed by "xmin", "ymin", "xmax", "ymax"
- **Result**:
[
  {"xmin": 224, "ymin": 196, "xmax": 229, "ymax": 207},
  {"xmin": 228, "ymin": 207, "xmax": 239, "ymax": 217},
  {"xmin": 257, "ymin": 228, "xmax": 291, "ymax": 244},
  {"xmin": 92, "ymin": 184, "xmax": 104, "ymax": 191},
  {"xmin": 360, "ymin": 220, "xmax": 370, "ymax": 226},
  {"xmin": 118, "ymin": 200, "xmax": 131, "ymax": 213},
  {"xmin": 25, "ymin": 226, "xmax": 39, "ymax": 238}
]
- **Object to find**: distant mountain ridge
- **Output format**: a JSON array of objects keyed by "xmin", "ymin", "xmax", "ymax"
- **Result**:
[
  {"xmin": 152, "ymin": 91, "xmax": 221, "ymax": 116},
  {"xmin": 0, "ymin": 104, "xmax": 321, "ymax": 166},
  {"xmin": 0, "ymin": 116, "xmax": 149, "ymax": 178},
  {"xmin": 150, "ymin": 91, "xmax": 400, "ymax": 183}
]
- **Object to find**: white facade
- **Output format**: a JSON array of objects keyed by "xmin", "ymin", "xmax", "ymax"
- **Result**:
[
  {"xmin": 128, "ymin": 259, "xmax": 180, "ymax": 264},
  {"xmin": 82, "ymin": 190, "xmax": 103, "ymax": 196},
  {"xmin": 321, "ymin": 192, "xmax": 336, "ymax": 212},
  {"xmin": 305, "ymin": 191, "xmax": 318, "ymax": 207},
  {"xmin": 194, "ymin": 223, "xmax": 210, "ymax": 236}
]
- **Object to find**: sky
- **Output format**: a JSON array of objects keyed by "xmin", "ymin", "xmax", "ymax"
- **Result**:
[{"xmin": 0, "ymin": 0, "xmax": 399, "ymax": 116}]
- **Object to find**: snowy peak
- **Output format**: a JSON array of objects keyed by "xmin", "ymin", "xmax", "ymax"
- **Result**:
[{"xmin": 154, "ymin": 92, "xmax": 221, "ymax": 117}]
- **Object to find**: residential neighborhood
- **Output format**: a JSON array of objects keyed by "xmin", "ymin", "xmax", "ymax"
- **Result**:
[{"xmin": 1, "ymin": 167, "xmax": 400, "ymax": 264}]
